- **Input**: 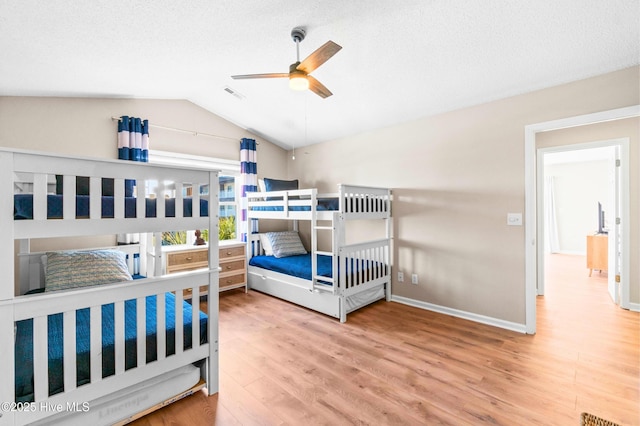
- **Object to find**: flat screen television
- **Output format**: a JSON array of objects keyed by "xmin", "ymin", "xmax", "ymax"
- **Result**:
[{"xmin": 598, "ymin": 202, "xmax": 608, "ymax": 234}]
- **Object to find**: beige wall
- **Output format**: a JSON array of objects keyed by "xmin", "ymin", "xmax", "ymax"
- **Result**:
[
  {"xmin": 0, "ymin": 96, "xmax": 289, "ymax": 249},
  {"xmin": 288, "ymin": 66, "xmax": 639, "ymax": 325},
  {"xmin": 537, "ymin": 117, "xmax": 640, "ymax": 303}
]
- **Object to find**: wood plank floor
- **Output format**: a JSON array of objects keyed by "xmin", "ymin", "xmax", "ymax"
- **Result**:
[{"xmin": 132, "ymin": 254, "xmax": 639, "ymax": 425}]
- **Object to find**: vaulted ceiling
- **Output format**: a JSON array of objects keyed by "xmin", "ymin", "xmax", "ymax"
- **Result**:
[{"xmin": 1, "ymin": 1, "xmax": 638, "ymax": 149}]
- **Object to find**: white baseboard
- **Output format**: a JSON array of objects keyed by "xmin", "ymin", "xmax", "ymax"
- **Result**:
[
  {"xmin": 626, "ymin": 301, "xmax": 640, "ymax": 312},
  {"xmin": 391, "ymin": 295, "xmax": 527, "ymax": 334}
]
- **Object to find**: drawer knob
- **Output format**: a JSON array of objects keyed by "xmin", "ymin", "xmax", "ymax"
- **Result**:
[
  {"xmin": 226, "ymin": 265, "xmax": 232, "ymax": 269},
  {"xmin": 186, "ymin": 257, "xmax": 193, "ymax": 261},
  {"xmin": 226, "ymin": 251, "xmax": 232, "ymax": 255}
]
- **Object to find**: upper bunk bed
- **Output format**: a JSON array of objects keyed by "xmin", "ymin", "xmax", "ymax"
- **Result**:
[
  {"xmin": 0, "ymin": 148, "xmax": 219, "ymax": 426},
  {"xmin": 246, "ymin": 181, "xmax": 391, "ymax": 222}
]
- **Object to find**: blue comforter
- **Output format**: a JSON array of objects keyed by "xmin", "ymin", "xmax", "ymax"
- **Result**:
[
  {"xmin": 249, "ymin": 253, "xmax": 386, "ymax": 284},
  {"xmin": 249, "ymin": 253, "xmax": 333, "ymax": 280},
  {"xmin": 14, "ymin": 291, "xmax": 208, "ymax": 402},
  {"xmin": 13, "ymin": 195, "xmax": 209, "ymax": 220}
]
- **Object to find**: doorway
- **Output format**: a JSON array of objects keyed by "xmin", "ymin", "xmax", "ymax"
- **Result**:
[
  {"xmin": 538, "ymin": 142, "xmax": 622, "ymax": 303},
  {"xmin": 523, "ymin": 105, "xmax": 639, "ymax": 334}
]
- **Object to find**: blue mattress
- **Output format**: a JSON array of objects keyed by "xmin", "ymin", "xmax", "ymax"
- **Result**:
[
  {"xmin": 14, "ymin": 291, "xmax": 208, "ymax": 402},
  {"xmin": 250, "ymin": 197, "xmax": 339, "ymax": 212},
  {"xmin": 13, "ymin": 194, "xmax": 209, "ymax": 219},
  {"xmin": 249, "ymin": 253, "xmax": 385, "ymax": 284}
]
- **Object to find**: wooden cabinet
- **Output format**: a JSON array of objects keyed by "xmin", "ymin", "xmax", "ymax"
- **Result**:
[
  {"xmin": 163, "ymin": 242, "xmax": 247, "ymax": 293},
  {"xmin": 586, "ymin": 233, "xmax": 608, "ymax": 276},
  {"xmin": 219, "ymin": 241, "xmax": 247, "ymax": 292}
]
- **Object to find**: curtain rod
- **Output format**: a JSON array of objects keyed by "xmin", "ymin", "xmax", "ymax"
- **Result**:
[{"xmin": 110, "ymin": 116, "xmax": 256, "ymax": 143}]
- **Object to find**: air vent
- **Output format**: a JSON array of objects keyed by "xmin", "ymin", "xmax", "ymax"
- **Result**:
[{"xmin": 223, "ymin": 86, "xmax": 245, "ymax": 100}]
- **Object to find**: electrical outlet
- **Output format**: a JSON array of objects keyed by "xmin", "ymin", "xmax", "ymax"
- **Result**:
[
  {"xmin": 397, "ymin": 271, "xmax": 404, "ymax": 282},
  {"xmin": 411, "ymin": 274, "xmax": 418, "ymax": 285}
]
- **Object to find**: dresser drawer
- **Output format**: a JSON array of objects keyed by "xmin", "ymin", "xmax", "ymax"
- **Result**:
[
  {"xmin": 217, "ymin": 242, "xmax": 247, "ymax": 292},
  {"xmin": 220, "ymin": 273, "xmax": 246, "ymax": 289},
  {"xmin": 220, "ymin": 259, "xmax": 246, "ymax": 274},
  {"xmin": 166, "ymin": 248, "xmax": 208, "ymax": 273},
  {"xmin": 168, "ymin": 249, "xmax": 208, "ymax": 265},
  {"xmin": 219, "ymin": 245, "xmax": 245, "ymax": 260}
]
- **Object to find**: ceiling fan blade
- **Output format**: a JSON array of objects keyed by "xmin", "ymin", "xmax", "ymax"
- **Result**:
[
  {"xmin": 307, "ymin": 76, "xmax": 333, "ymax": 98},
  {"xmin": 231, "ymin": 73, "xmax": 289, "ymax": 80},
  {"xmin": 297, "ymin": 41, "xmax": 342, "ymax": 74}
]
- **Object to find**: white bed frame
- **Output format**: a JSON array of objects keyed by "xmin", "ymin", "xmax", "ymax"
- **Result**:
[
  {"xmin": 246, "ymin": 184, "xmax": 391, "ymax": 322},
  {"xmin": 0, "ymin": 148, "xmax": 219, "ymax": 425}
]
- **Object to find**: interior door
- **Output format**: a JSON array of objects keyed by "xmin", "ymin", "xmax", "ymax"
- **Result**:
[{"xmin": 607, "ymin": 146, "xmax": 621, "ymax": 304}]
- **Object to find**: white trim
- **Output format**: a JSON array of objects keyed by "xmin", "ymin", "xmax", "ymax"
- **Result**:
[
  {"xmin": 149, "ymin": 149, "xmax": 240, "ymax": 173},
  {"xmin": 524, "ymin": 105, "xmax": 640, "ymax": 334},
  {"xmin": 627, "ymin": 302, "xmax": 640, "ymax": 312},
  {"xmin": 391, "ymin": 295, "xmax": 527, "ymax": 334}
]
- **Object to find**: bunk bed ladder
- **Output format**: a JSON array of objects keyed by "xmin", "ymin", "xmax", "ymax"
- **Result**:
[{"xmin": 311, "ymin": 211, "xmax": 341, "ymax": 295}]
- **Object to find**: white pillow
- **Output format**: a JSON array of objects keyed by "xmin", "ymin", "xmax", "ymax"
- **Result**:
[
  {"xmin": 258, "ymin": 179, "xmax": 265, "ymax": 192},
  {"xmin": 259, "ymin": 233, "xmax": 274, "ymax": 256},
  {"xmin": 266, "ymin": 231, "xmax": 307, "ymax": 258}
]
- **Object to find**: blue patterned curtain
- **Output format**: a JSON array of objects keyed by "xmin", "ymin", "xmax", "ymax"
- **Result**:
[
  {"xmin": 118, "ymin": 116, "xmax": 149, "ymax": 162},
  {"xmin": 240, "ymin": 138, "xmax": 258, "ymax": 242},
  {"xmin": 117, "ymin": 116, "xmax": 149, "ymax": 244}
]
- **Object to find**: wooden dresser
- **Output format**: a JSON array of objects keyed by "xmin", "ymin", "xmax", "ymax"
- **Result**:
[
  {"xmin": 164, "ymin": 241, "xmax": 246, "ymax": 294},
  {"xmin": 219, "ymin": 241, "xmax": 247, "ymax": 292},
  {"xmin": 586, "ymin": 233, "xmax": 608, "ymax": 277}
]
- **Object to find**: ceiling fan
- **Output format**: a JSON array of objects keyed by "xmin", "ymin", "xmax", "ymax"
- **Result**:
[{"xmin": 231, "ymin": 27, "xmax": 342, "ymax": 98}]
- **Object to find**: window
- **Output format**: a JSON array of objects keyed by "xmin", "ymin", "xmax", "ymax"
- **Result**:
[
  {"xmin": 149, "ymin": 150, "xmax": 241, "ymax": 243},
  {"xmin": 219, "ymin": 175, "xmax": 237, "ymax": 241}
]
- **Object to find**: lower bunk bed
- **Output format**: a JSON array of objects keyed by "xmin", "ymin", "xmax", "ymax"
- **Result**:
[
  {"xmin": 8, "ymin": 247, "xmax": 214, "ymax": 426},
  {"xmin": 247, "ymin": 233, "xmax": 391, "ymax": 323}
]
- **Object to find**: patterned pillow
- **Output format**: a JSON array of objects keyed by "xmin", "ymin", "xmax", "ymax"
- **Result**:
[
  {"xmin": 45, "ymin": 250, "xmax": 133, "ymax": 292},
  {"xmin": 266, "ymin": 231, "xmax": 307, "ymax": 258}
]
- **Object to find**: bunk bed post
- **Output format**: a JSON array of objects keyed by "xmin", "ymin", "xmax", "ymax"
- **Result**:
[
  {"xmin": 386, "ymin": 189, "xmax": 393, "ymax": 302},
  {"xmin": 206, "ymin": 170, "xmax": 220, "ymax": 395},
  {"xmin": 0, "ymin": 151, "xmax": 15, "ymax": 424},
  {"xmin": 310, "ymin": 189, "xmax": 317, "ymax": 291}
]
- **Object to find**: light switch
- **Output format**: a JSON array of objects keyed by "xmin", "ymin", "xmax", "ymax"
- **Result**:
[{"xmin": 507, "ymin": 213, "xmax": 522, "ymax": 226}]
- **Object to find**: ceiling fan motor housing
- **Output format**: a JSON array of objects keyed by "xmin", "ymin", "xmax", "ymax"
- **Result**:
[{"xmin": 291, "ymin": 27, "xmax": 306, "ymax": 43}]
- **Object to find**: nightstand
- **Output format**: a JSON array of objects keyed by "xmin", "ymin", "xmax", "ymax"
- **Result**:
[{"xmin": 219, "ymin": 241, "xmax": 247, "ymax": 292}]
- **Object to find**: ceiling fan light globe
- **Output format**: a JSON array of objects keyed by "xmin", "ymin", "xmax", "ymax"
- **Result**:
[{"xmin": 289, "ymin": 75, "xmax": 309, "ymax": 91}]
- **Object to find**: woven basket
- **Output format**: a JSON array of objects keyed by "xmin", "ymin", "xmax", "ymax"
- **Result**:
[{"xmin": 580, "ymin": 412, "xmax": 621, "ymax": 426}]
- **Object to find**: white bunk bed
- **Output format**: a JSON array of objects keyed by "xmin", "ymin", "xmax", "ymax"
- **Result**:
[
  {"xmin": 0, "ymin": 148, "xmax": 219, "ymax": 426},
  {"xmin": 246, "ymin": 184, "xmax": 391, "ymax": 322}
]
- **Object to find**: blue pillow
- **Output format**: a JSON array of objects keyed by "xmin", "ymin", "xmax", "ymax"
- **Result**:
[
  {"xmin": 264, "ymin": 178, "xmax": 298, "ymax": 201},
  {"xmin": 263, "ymin": 178, "xmax": 298, "ymax": 192}
]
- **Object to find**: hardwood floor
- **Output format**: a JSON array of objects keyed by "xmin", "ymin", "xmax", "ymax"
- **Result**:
[{"xmin": 132, "ymin": 254, "xmax": 639, "ymax": 425}]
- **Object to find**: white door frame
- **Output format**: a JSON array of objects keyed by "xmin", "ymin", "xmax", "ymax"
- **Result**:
[{"xmin": 524, "ymin": 105, "xmax": 639, "ymax": 334}]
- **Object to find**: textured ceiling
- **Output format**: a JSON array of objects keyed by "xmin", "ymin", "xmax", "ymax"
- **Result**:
[{"xmin": 1, "ymin": 1, "xmax": 638, "ymax": 149}]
